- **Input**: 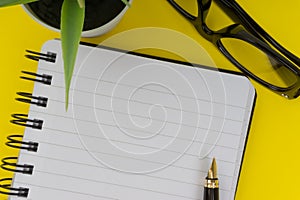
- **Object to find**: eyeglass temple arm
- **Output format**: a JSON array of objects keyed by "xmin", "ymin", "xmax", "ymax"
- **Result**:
[
  {"xmin": 217, "ymin": 0, "xmax": 300, "ymax": 66},
  {"xmin": 167, "ymin": 0, "xmax": 197, "ymax": 20}
]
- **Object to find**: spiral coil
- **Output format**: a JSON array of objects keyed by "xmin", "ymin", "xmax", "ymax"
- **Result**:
[
  {"xmin": 0, "ymin": 49, "xmax": 54, "ymax": 198},
  {"xmin": 1, "ymin": 157, "xmax": 34, "ymax": 175},
  {"xmin": 0, "ymin": 178, "xmax": 29, "ymax": 198},
  {"xmin": 20, "ymin": 70, "xmax": 53, "ymax": 85},
  {"xmin": 10, "ymin": 114, "xmax": 43, "ymax": 130},
  {"xmin": 0, "ymin": 134, "xmax": 39, "ymax": 198},
  {"xmin": 25, "ymin": 49, "xmax": 56, "ymax": 63},
  {"xmin": 16, "ymin": 92, "xmax": 48, "ymax": 107},
  {"xmin": 6, "ymin": 135, "xmax": 39, "ymax": 152}
]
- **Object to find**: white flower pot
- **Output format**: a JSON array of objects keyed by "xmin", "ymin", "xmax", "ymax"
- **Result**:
[{"xmin": 22, "ymin": 0, "xmax": 132, "ymax": 38}]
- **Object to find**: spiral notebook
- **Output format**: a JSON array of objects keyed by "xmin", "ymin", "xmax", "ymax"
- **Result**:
[{"xmin": 1, "ymin": 39, "xmax": 256, "ymax": 200}]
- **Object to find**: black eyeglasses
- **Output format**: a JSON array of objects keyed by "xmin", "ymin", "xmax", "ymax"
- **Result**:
[{"xmin": 167, "ymin": 0, "xmax": 300, "ymax": 99}]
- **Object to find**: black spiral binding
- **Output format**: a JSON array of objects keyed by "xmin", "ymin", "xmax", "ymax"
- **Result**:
[
  {"xmin": 20, "ymin": 70, "xmax": 53, "ymax": 85},
  {"xmin": 0, "ymin": 178, "xmax": 29, "ymax": 198},
  {"xmin": 0, "ymin": 135, "xmax": 38, "ymax": 198},
  {"xmin": 1, "ymin": 157, "xmax": 34, "ymax": 175},
  {"xmin": 6, "ymin": 135, "xmax": 39, "ymax": 152},
  {"xmin": 10, "ymin": 114, "xmax": 43, "ymax": 130},
  {"xmin": 16, "ymin": 92, "xmax": 48, "ymax": 107},
  {"xmin": 0, "ymin": 136, "xmax": 37, "ymax": 198},
  {"xmin": 25, "ymin": 49, "xmax": 56, "ymax": 63},
  {"xmin": 0, "ymin": 49, "xmax": 54, "ymax": 198},
  {"xmin": 20, "ymin": 49, "xmax": 55, "ymax": 85}
]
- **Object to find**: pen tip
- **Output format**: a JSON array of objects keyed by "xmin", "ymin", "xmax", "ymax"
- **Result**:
[{"xmin": 207, "ymin": 157, "xmax": 218, "ymax": 179}]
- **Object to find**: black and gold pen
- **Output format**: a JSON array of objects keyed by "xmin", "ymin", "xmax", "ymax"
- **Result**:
[{"xmin": 203, "ymin": 158, "xmax": 219, "ymax": 200}]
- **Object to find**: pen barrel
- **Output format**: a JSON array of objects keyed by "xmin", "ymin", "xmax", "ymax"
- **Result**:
[{"xmin": 203, "ymin": 187, "xmax": 219, "ymax": 200}]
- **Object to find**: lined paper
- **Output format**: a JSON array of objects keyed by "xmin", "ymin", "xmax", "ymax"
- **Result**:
[{"xmin": 10, "ymin": 40, "xmax": 255, "ymax": 200}]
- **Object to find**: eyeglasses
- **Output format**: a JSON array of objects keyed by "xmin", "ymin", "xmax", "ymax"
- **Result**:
[{"xmin": 167, "ymin": 0, "xmax": 300, "ymax": 99}]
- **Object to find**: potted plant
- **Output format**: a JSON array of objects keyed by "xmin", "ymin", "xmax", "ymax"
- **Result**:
[{"xmin": 0, "ymin": 0, "xmax": 130, "ymax": 109}]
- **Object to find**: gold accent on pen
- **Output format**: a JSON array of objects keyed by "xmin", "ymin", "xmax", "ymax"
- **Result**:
[{"xmin": 204, "ymin": 158, "xmax": 219, "ymax": 189}]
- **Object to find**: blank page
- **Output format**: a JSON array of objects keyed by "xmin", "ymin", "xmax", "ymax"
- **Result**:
[{"xmin": 10, "ymin": 40, "xmax": 255, "ymax": 200}]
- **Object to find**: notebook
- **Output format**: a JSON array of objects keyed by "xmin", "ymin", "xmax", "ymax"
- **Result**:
[{"xmin": 1, "ymin": 39, "xmax": 256, "ymax": 200}]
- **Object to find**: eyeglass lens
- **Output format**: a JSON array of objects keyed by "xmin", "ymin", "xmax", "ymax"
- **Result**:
[
  {"xmin": 220, "ymin": 37, "xmax": 298, "ymax": 87},
  {"xmin": 171, "ymin": 0, "xmax": 298, "ymax": 88}
]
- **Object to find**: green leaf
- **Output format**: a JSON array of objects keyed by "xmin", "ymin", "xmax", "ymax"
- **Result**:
[
  {"xmin": 0, "ymin": 0, "xmax": 38, "ymax": 7},
  {"xmin": 77, "ymin": 0, "xmax": 84, "ymax": 8},
  {"xmin": 61, "ymin": 0, "xmax": 85, "ymax": 110}
]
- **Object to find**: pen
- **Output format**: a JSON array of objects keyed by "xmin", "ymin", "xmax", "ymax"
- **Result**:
[{"xmin": 203, "ymin": 158, "xmax": 219, "ymax": 200}]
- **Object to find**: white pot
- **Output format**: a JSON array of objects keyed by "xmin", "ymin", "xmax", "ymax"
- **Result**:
[{"xmin": 22, "ymin": 0, "xmax": 132, "ymax": 38}]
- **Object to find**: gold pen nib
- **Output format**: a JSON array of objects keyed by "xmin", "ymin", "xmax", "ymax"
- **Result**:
[
  {"xmin": 204, "ymin": 158, "xmax": 219, "ymax": 198},
  {"xmin": 207, "ymin": 157, "xmax": 218, "ymax": 179}
]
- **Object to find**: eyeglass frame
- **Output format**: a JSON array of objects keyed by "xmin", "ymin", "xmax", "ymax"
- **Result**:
[{"xmin": 167, "ymin": 0, "xmax": 300, "ymax": 99}]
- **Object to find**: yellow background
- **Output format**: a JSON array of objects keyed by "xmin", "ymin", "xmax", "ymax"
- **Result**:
[{"xmin": 1, "ymin": 0, "xmax": 300, "ymax": 199}]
